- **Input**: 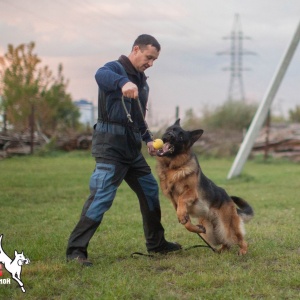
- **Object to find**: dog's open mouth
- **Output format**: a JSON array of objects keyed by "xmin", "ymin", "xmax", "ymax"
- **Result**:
[{"xmin": 156, "ymin": 142, "xmax": 174, "ymax": 157}]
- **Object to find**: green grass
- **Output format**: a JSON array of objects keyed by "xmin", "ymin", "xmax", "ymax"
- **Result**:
[{"xmin": 0, "ymin": 151, "xmax": 299, "ymax": 299}]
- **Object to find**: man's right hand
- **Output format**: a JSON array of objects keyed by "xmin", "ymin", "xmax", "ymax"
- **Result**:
[{"xmin": 122, "ymin": 82, "xmax": 139, "ymax": 99}]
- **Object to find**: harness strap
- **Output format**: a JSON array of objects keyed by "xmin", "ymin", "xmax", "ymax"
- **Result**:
[
  {"xmin": 98, "ymin": 88, "xmax": 108, "ymax": 123},
  {"xmin": 97, "ymin": 61, "xmax": 153, "ymax": 139},
  {"xmin": 97, "ymin": 60, "xmax": 129, "ymax": 124}
]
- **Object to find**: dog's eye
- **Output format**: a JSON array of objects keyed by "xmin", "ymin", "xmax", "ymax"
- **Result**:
[{"xmin": 179, "ymin": 133, "xmax": 184, "ymax": 140}]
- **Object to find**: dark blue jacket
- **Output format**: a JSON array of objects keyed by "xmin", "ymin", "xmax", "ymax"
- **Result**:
[{"xmin": 92, "ymin": 56, "xmax": 152, "ymax": 162}]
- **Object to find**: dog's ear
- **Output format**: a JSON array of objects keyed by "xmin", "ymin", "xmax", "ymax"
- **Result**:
[
  {"xmin": 190, "ymin": 129, "xmax": 204, "ymax": 145},
  {"xmin": 174, "ymin": 119, "xmax": 180, "ymax": 126}
]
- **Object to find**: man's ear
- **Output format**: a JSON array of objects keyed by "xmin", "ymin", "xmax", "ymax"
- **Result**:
[{"xmin": 133, "ymin": 45, "xmax": 140, "ymax": 55}]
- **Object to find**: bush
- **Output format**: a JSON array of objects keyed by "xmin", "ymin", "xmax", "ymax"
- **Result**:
[
  {"xmin": 201, "ymin": 100, "xmax": 257, "ymax": 131},
  {"xmin": 289, "ymin": 105, "xmax": 300, "ymax": 123}
]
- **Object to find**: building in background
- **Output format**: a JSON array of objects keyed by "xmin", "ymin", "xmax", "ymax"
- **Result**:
[{"xmin": 74, "ymin": 99, "xmax": 96, "ymax": 127}]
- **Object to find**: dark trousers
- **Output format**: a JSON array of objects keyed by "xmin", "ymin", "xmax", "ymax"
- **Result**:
[{"xmin": 66, "ymin": 154, "xmax": 167, "ymax": 259}]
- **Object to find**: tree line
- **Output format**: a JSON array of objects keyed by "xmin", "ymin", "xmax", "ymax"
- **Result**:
[{"xmin": 0, "ymin": 42, "xmax": 80, "ymax": 136}]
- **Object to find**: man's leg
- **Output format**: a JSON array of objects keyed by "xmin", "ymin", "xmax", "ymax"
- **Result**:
[
  {"xmin": 66, "ymin": 161, "xmax": 127, "ymax": 261},
  {"xmin": 125, "ymin": 154, "xmax": 181, "ymax": 253}
]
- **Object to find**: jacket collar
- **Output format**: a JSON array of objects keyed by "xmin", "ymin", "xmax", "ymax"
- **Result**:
[{"xmin": 118, "ymin": 55, "xmax": 147, "ymax": 84}]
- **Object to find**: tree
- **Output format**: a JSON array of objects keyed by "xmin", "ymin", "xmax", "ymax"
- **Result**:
[
  {"xmin": 2, "ymin": 42, "xmax": 42, "ymax": 131},
  {"xmin": 289, "ymin": 105, "xmax": 300, "ymax": 123},
  {"xmin": 1, "ymin": 42, "xmax": 80, "ymax": 135},
  {"xmin": 0, "ymin": 54, "xmax": 6, "ymax": 131},
  {"xmin": 37, "ymin": 64, "xmax": 80, "ymax": 135}
]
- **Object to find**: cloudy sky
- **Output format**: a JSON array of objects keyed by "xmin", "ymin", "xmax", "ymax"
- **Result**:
[{"xmin": 0, "ymin": 0, "xmax": 299, "ymax": 125}]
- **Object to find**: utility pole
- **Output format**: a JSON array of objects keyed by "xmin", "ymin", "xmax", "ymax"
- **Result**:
[
  {"xmin": 227, "ymin": 20, "xmax": 300, "ymax": 179},
  {"xmin": 175, "ymin": 106, "xmax": 179, "ymax": 120},
  {"xmin": 217, "ymin": 14, "xmax": 255, "ymax": 101},
  {"xmin": 147, "ymin": 99, "xmax": 153, "ymax": 127}
]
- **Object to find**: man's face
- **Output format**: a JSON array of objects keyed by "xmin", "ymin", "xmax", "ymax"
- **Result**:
[{"xmin": 132, "ymin": 45, "xmax": 160, "ymax": 72}]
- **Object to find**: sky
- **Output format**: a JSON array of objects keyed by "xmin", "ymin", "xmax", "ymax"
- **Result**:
[{"xmin": 0, "ymin": 0, "xmax": 299, "ymax": 126}]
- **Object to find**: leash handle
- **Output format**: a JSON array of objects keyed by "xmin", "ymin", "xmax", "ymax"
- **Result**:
[
  {"xmin": 121, "ymin": 96, "xmax": 154, "ymax": 138},
  {"xmin": 121, "ymin": 96, "xmax": 133, "ymax": 123}
]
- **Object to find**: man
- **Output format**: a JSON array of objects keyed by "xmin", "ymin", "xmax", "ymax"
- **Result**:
[{"xmin": 66, "ymin": 34, "xmax": 181, "ymax": 266}]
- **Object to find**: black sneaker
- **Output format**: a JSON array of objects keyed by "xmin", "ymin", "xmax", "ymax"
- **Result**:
[
  {"xmin": 148, "ymin": 242, "xmax": 182, "ymax": 254},
  {"xmin": 67, "ymin": 256, "xmax": 93, "ymax": 267}
]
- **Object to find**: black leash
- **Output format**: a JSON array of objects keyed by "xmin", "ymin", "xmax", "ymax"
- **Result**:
[
  {"xmin": 131, "ymin": 234, "xmax": 217, "ymax": 258},
  {"xmin": 131, "ymin": 252, "xmax": 154, "ymax": 258},
  {"xmin": 121, "ymin": 96, "xmax": 154, "ymax": 139},
  {"xmin": 121, "ymin": 95, "xmax": 133, "ymax": 123},
  {"xmin": 196, "ymin": 233, "xmax": 217, "ymax": 253}
]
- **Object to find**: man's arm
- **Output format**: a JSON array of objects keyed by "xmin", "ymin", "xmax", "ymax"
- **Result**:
[{"xmin": 95, "ymin": 61, "xmax": 130, "ymax": 93}]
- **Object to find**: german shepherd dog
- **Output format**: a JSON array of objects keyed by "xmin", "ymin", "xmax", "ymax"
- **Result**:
[{"xmin": 156, "ymin": 119, "xmax": 254, "ymax": 255}]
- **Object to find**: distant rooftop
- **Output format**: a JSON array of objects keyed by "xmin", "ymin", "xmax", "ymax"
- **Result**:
[{"xmin": 74, "ymin": 99, "xmax": 93, "ymax": 105}]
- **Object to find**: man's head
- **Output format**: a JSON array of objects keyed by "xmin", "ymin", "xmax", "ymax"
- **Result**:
[{"xmin": 129, "ymin": 34, "xmax": 160, "ymax": 72}]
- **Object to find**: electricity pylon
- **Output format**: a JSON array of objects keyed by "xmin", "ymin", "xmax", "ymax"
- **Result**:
[{"xmin": 217, "ymin": 14, "xmax": 256, "ymax": 101}]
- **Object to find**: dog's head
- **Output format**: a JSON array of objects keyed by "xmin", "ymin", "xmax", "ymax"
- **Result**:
[{"xmin": 157, "ymin": 119, "xmax": 203, "ymax": 157}]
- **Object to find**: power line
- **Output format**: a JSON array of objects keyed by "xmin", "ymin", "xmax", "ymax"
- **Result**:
[{"xmin": 217, "ymin": 14, "xmax": 256, "ymax": 101}]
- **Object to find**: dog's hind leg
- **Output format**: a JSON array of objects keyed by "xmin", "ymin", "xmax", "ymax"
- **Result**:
[
  {"xmin": 218, "ymin": 244, "xmax": 231, "ymax": 253},
  {"xmin": 232, "ymin": 229, "xmax": 248, "ymax": 255},
  {"xmin": 232, "ymin": 216, "xmax": 248, "ymax": 255},
  {"xmin": 237, "ymin": 239, "xmax": 248, "ymax": 255}
]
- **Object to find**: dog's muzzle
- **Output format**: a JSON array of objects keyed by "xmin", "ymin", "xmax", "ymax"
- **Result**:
[{"xmin": 156, "ymin": 142, "xmax": 174, "ymax": 157}]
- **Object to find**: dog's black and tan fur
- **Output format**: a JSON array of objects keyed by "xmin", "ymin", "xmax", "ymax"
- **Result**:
[{"xmin": 156, "ymin": 119, "xmax": 254, "ymax": 255}]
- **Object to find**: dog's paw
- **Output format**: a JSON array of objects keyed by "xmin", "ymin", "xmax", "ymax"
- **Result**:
[
  {"xmin": 238, "ymin": 249, "xmax": 247, "ymax": 255},
  {"xmin": 218, "ymin": 244, "xmax": 230, "ymax": 254},
  {"xmin": 197, "ymin": 224, "xmax": 206, "ymax": 233},
  {"xmin": 178, "ymin": 215, "xmax": 189, "ymax": 225}
]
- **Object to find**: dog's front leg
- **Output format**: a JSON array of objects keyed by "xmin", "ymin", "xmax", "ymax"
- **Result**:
[{"xmin": 177, "ymin": 196, "xmax": 206, "ymax": 234}]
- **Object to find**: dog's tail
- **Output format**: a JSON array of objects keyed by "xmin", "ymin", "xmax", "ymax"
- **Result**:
[{"xmin": 231, "ymin": 196, "xmax": 254, "ymax": 223}]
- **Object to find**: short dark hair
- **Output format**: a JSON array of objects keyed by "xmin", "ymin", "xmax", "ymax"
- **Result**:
[{"xmin": 132, "ymin": 34, "xmax": 161, "ymax": 52}]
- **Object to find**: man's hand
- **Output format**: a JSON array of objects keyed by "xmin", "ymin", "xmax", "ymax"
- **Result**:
[
  {"xmin": 147, "ymin": 141, "xmax": 157, "ymax": 156},
  {"xmin": 122, "ymin": 82, "xmax": 139, "ymax": 99}
]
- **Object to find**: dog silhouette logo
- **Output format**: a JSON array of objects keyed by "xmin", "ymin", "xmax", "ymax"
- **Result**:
[{"xmin": 0, "ymin": 234, "xmax": 30, "ymax": 293}]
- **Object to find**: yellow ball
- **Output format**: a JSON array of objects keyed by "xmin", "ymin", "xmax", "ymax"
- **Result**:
[{"xmin": 153, "ymin": 139, "xmax": 164, "ymax": 150}]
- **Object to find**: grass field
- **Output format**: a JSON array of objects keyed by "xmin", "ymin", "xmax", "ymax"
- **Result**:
[{"xmin": 0, "ymin": 151, "xmax": 299, "ymax": 299}]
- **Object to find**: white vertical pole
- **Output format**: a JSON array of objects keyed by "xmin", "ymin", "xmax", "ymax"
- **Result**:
[{"xmin": 227, "ymin": 20, "xmax": 300, "ymax": 179}]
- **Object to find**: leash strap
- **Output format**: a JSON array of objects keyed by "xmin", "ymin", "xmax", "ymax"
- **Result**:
[
  {"xmin": 131, "ymin": 252, "xmax": 154, "ymax": 258},
  {"xmin": 130, "ymin": 234, "xmax": 216, "ymax": 258},
  {"xmin": 116, "ymin": 61, "xmax": 153, "ymax": 138},
  {"xmin": 121, "ymin": 96, "xmax": 133, "ymax": 123},
  {"xmin": 130, "ymin": 245, "xmax": 213, "ymax": 258},
  {"xmin": 121, "ymin": 95, "xmax": 154, "ymax": 139},
  {"xmin": 196, "ymin": 233, "xmax": 217, "ymax": 252}
]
